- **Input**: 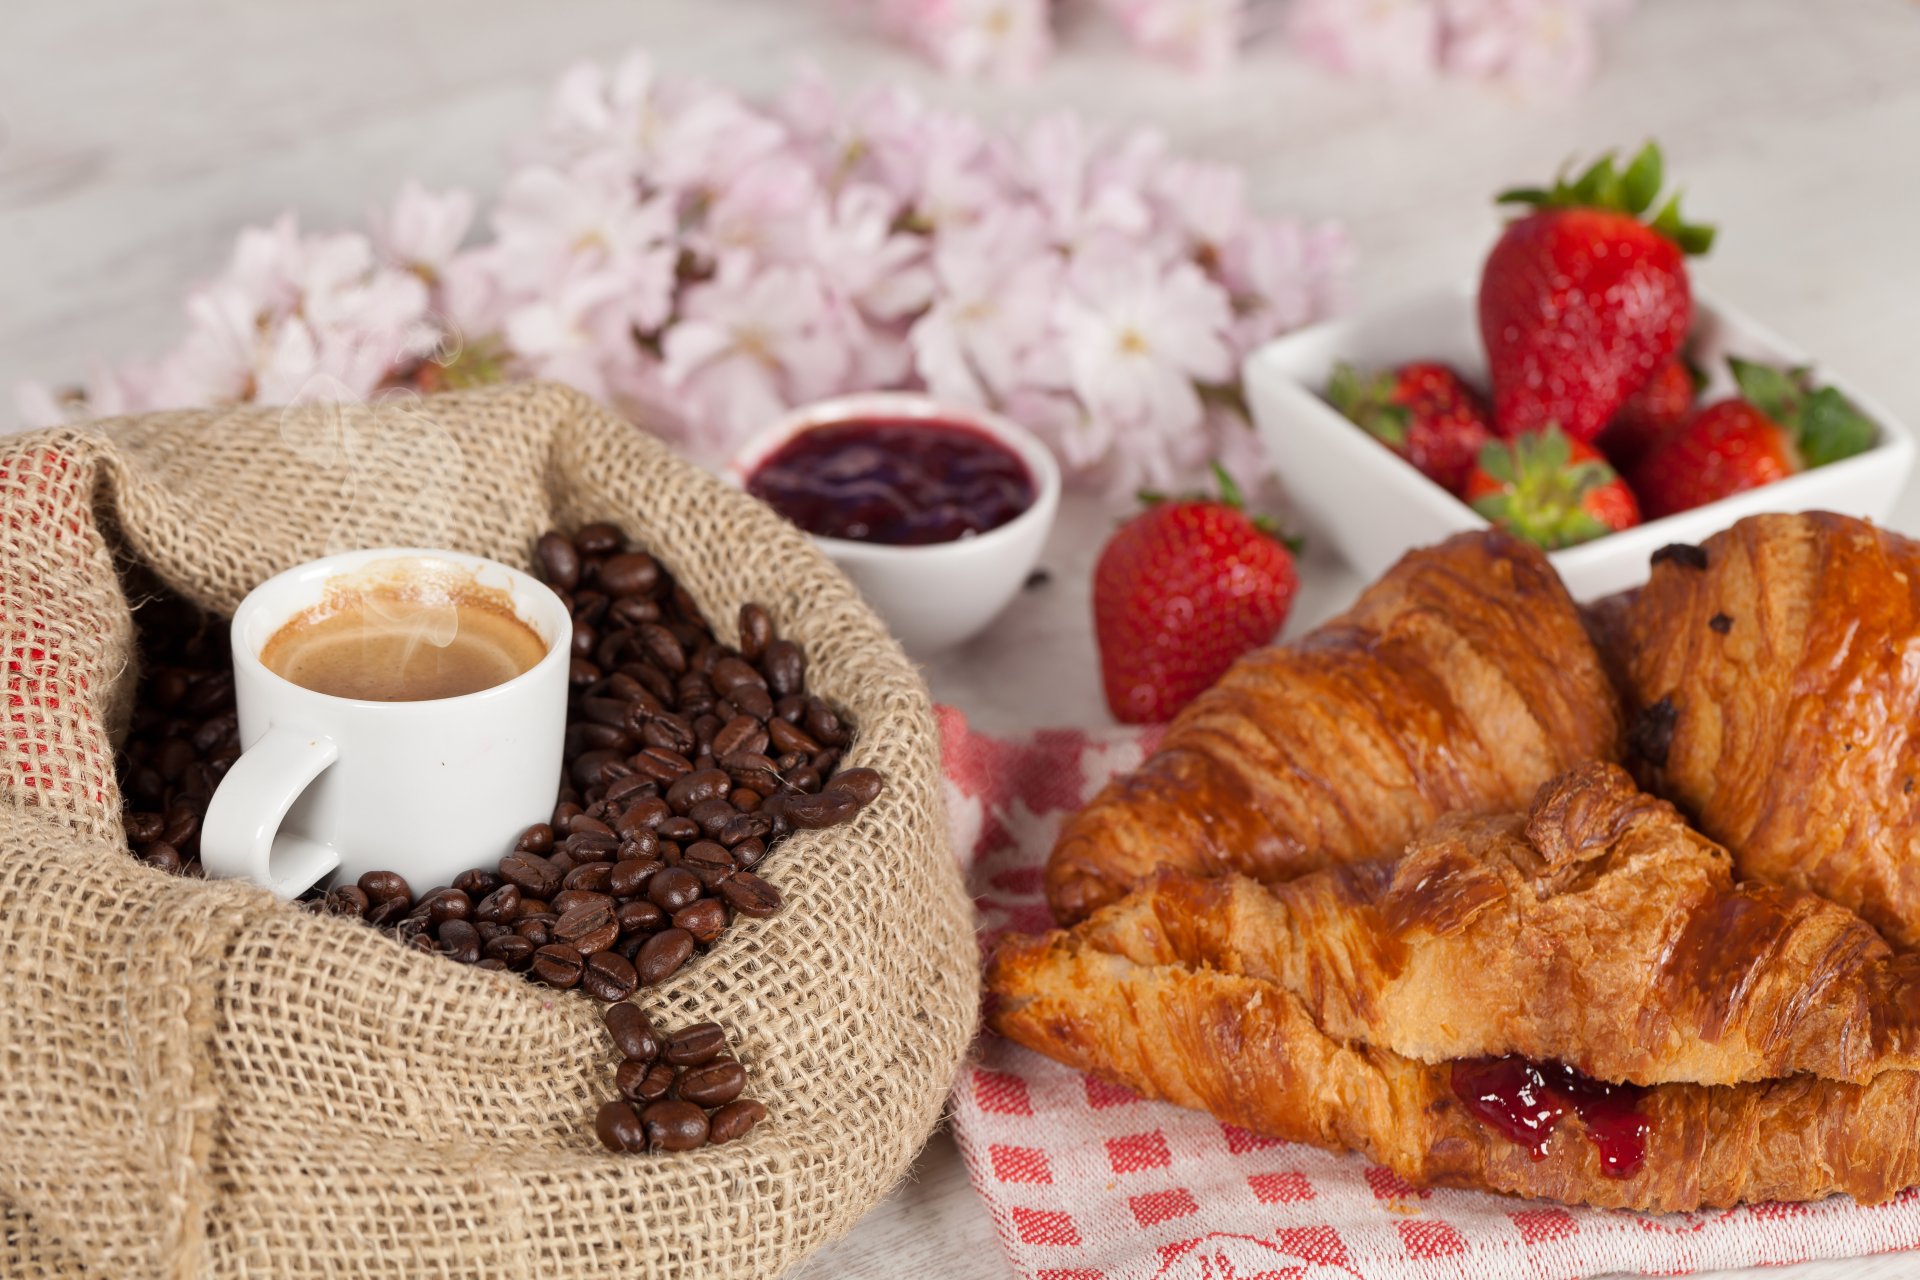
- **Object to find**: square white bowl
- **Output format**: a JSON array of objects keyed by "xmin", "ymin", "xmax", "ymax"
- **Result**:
[{"xmin": 1244, "ymin": 286, "xmax": 1918, "ymax": 600}]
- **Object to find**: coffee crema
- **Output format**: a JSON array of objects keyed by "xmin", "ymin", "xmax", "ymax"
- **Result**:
[{"xmin": 261, "ymin": 575, "xmax": 547, "ymax": 702}]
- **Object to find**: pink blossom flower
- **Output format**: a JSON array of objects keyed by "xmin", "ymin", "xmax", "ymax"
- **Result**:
[
  {"xmin": 1151, "ymin": 157, "xmax": 1252, "ymax": 261},
  {"xmin": 1056, "ymin": 249, "xmax": 1234, "ymax": 488},
  {"xmin": 1105, "ymin": 0, "xmax": 1247, "ymax": 75},
  {"xmin": 1287, "ymin": 0, "xmax": 1445, "ymax": 84},
  {"xmin": 370, "ymin": 182, "xmax": 475, "ymax": 280},
  {"xmin": 807, "ymin": 183, "xmax": 933, "ymax": 322},
  {"xmin": 1018, "ymin": 113, "xmax": 1159, "ymax": 255},
  {"xmin": 662, "ymin": 256, "xmax": 853, "ymax": 459},
  {"xmin": 502, "ymin": 264, "xmax": 636, "ymax": 403},
  {"xmin": 690, "ymin": 155, "xmax": 820, "ymax": 265},
  {"xmin": 1221, "ymin": 218, "xmax": 1352, "ymax": 351},
  {"xmin": 908, "ymin": 208, "xmax": 1063, "ymax": 408},
  {"xmin": 1443, "ymin": 0, "xmax": 1601, "ymax": 89},
  {"xmin": 490, "ymin": 159, "xmax": 677, "ymax": 332},
  {"xmin": 879, "ymin": 0, "xmax": 1053, "ymax": 81}
]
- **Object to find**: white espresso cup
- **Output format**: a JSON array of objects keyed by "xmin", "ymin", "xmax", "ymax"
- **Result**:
[{"xmin": 200, "ymin": 547, "xmax": 571, "ymax": 899}]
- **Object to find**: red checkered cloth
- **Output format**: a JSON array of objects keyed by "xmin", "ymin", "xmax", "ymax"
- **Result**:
[{"xmin": 937, "ymin": 706, "xmax": 1920, "ymax": 1280}]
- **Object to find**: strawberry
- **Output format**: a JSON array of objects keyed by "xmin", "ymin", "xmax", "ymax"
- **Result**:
[
  {"xmin": 1328, "ymin": 360, "xmax": 1494, "ymax": 494},
  {"xmin": 1597, "ymin": 357, "xmax": 1699, "ymax": 472},
  {"xmin": 1093, "ymin": 465, "xmax": 1299, "ymax": 724},
  {"xmin": 1632, "ymin": 358, "xmax": 1878, "ymax": 518},
  {"xmin": 1479, "ymin": 142, "xmax": 1714, "ymax": 443},
  {"xmin": 1464, "ymin": 425, "xmax": 1641, "ymax": 550}
]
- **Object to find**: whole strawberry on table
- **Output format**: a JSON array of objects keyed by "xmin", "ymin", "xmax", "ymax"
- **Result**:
[{"xmin": 1093, "ymin": 466, "xmax": 1298, "ymax": 725}]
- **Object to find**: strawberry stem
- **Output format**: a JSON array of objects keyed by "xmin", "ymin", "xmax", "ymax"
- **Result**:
[{"xmin": 1498, "ymin": 141, "xmax": 1715, "ymax": 257}]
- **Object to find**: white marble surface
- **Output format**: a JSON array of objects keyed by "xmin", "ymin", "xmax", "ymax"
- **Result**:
[{"xmin": 6, "ymin": 1, "xmax": 1920, "ymax": 1277}]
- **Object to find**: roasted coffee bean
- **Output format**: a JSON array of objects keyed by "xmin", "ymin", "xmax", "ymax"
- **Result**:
[
  {"xmin": 580, "ymin": 696, "xmax": 631, "ymax": 730},
  {"xmin": 552, "ymin": 800, "xmax": 584, "ymax": 833},
  {"xmin": 616, "ymin": 898, "xmax": 666, "ymax": 936},
  {"xmin": 707, "ymin": 1098, "xmax": 766, "ymax": 1145},
  {"xmin": 499, "ymin": 851, "xmax": 563, "ymax": 899},
  {"xmin": 664, "ymin": 1021, "xmax": 728, "ymax": 1066},
  {"xmin": 677, "ymin": 1057, "xmax": 747, "ymax": 1107},
  {"xmin": 617, "ymin": 1058, "xmax": 676, "ymax": 1104},
  {"xmin": 773, "ymin": 694, "xmax": 807, "ymax": 724},
  {"xmin": 419, "ymin": 887, "xmax": 472, "ymax": 926},
  {"xmin": 647, "ymin": 867, "xmax": 703, "ymax": 912},
  {"xmin": 686, "ymin": 798, "xmax": 735, "ymax": 839},
  {"xmin": 581, "ymin": 950, "xmax": 638, "ymax": 1002},
  {"xmin": 621, "ymin": 795, "xmax": 671, "ymax": 830},
  {"xmin": 711, "ymin": 715, "xmax": 769, "ymax": 760},
  {"xmin": 641, "ymin": 714, "xmax": 697, "ymax": 756},
  {"xmin": 761, "ymin": 639, "xmax": 805, "ymax": 697},
  {"xmin": 568, "ymin": 657, "xmax": 602, "ymax": 687},
  {"xmin": 598, "ymin": 551, "xmax": 660, "ymax": 597},
  {"xmin": 802, "ymin": 698, "xmax": 846, "ymax": 744},
  {"xmin": 657, "ymin": 816, "xmax": 701, "ymax": 843},
  {"xmin": 323, "ymin": 884, "xmax": 371, "ymax": 918},
  {"xmin": 784, "ymin": 766, "xmax": 822, "ymax": 794},
  {"xmin": 125, "ymin": 811, "xmax": 166, "ymax": 844},
  {"xmin": 730, "ymin": 683, "xmax": 774, "ymax": 721},
  {"xmin": 737, "ymin": 603, "xmax": 773, "ymax": 662},
  {"xmin": 475, "ymin": 957, "xmax": 508, "ymax": 971},
  {"xmin": 469, "ymin": 883, "xmax": 520, "ymax": 924},
  {"xmin": 161, "ymin": 805, "xmax": 199, "ymax": 848},
  {"xmin": 536, "ymin": 531, "xmax": 582, "ymax": 589},
  {"xmin": 563, "ymin": 862, "xmax": 615, "ymax": 894},
  {"xmin": 610, "ymin": 595, "xmax": 661, "ymax": 627},
  {"xmin": 730, "ymin": 837, "xmax": 766, "ymax": 871},
  {"xmin": 531, "ymin": 944, "xmax": 585, "ymax": 988},
  {"xmin": 554, "ymin": 901, "xmax": 619, "ymax": 955},
  {"xmin": 406, "ymin": 931, "xmax": 438, "ymax": 954},
  {"xmin": 638, "ymin": 623, "xmax": 686, "ymax": 674},
  {"xmin": 673, "ymin": 898, "xmax": 728, "ymax": 944},
  {"xmin": 596, "ymin": 1099, "xmax": 646, "ymax": 1153},
  {"xmin": 474, "ymin": 920, "xmax": 509, "ymax": 943},
  {"xmin": 436, "ymin": 919, "xmax": 482, "ymax": 964},
  {"xmin": 767, "ymin": 717, "xmax": 822, "ymax": 756},
  {"xmin": 710, "ymin": 655, "xmax": 766, "ymax": 697},
  {"xmin": 608, "ymin": 855, "xmax": 664, "ymax": 899},
  {"xmin": 484, "ymin": 934, "xmax": 535, "ymax": 970},
  {"xmin": 574, "ymin": 521, "xmax": 624, "ymax": 555},
  {"xmin": 720, "ymin": 872, "xmax": 782, "ymax": 919},
  {"xmin": 452, "ymin": 868, "xmax": 502, "ymax": 898},
  {"xmin": 564, "ymin": 832, "xmax": 620, "ymax": 865},
  {"xmin": 642, "ymin": 1099, "xmax": 709, "ymax": 1152},
  {"xmin": 681, "ymin": 842, "xmax": 736, "ymax": 890},
  {"xmin": 637, "ymin": 929, "xmax": 694, "ymax": 986},
  {"xmin": 517, "ymin": 897, "xmax": 554, "ymax": 919},
  {"xmin": 570, "ymin": 618, "xmax": 599, "ymax": 661},
  {"xmin": 138, "ymin": 842, "xmax": 182, "ymax": 873},
  {"xmin": 670, "ymin": 770, "xmax": 728, "ymax": 816},
  {"xmin": 551, "ymin": 888, "xmax": 613, "ymax": 916},
  {"xmin": 514, "ymin": 917, "xmax": 555, "ymax": 948},
  {"xmin": 772, "ymin": 788, "xmax": 860, "ymax": 829},
  {"xmin": 183, "ymin": 670, "xmax": 234, "ymax": 715},
  {"xmin": 606, "ymin": 1003, "xmax": 662, "ymax": 1062},
  {"xmin": 726, "ymin": 791, "xmax": 762, "ymax": 817},
  {"xmin": 515, "ymin": 822, "xmax": 555, "ymax": 854},
  {"xmin": 367, "ymin": 896, "xmax": 411, "ymax": 927},
  {"xmin": 358, "ymin": 869, "xmax": 413, "ymax": 909},
  {"xmin": 631, "ymin": 747, "xmax": 692, "ymax": 785},
  {"xmin": 570, "ymin": 721, "xmax": 633, "ymax": 754},
  {"xmin": 831, "ymin": 766, "xmax": 885, "ymax": 806},
  {"xmin": 604, "ymin": 773, "xmax": 655, "ymax": 808}
]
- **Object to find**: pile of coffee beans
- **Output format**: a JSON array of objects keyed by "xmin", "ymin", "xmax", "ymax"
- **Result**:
[
  {"xmin": 115, "ymin": 524, "xmax": 886, "ymax": 1156},
  {"xmin": 594, "ymin": 1007, "xmax": 765, "ymax": 1152}
]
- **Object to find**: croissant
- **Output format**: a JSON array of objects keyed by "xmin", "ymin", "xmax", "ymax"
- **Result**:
[
  {"xmin": 1006, "ymin": 763, "xmax": 1920, "ymax": 1087},
  {"xmin": 987, "ymin": 938, "xmax": 1920, "ymax": 1211},
  {"xmin": 1046, "ymin": 530, "xmax": 1623, "ymax": 924},
  {"xmin": 1616, "ymin": 513, "xmax": 1920, "ymax": 949}
]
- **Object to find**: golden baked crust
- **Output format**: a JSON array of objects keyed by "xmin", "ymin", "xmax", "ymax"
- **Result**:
[
  {"xmin": 1618, "ymin": 513, "xmax": 1920, "ymax": 949},
  {"xmin": 1010, "ymin": 763, "xmax": 1920, "ymax": 1087},
  {"xmin": 1045, "ymin": 530, "xmax": 1624, "ymax": 923},
  {"xmin": 987, "ymin": 941, "xmax": 1920, "ymax": 1212}
]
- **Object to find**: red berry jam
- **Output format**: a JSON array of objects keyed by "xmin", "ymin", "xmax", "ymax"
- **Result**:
[
  {"xmin": 1450, "ymin": 1057, "xmax": 1649, "ymax": 1178},
  {"xmin": 746, "ymin": 419, "xmax": 1035, "ymax": 546}
]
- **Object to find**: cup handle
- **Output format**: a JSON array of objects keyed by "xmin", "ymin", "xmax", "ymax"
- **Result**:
[{"xmin": 200, "ymin": 724, "xmax": 343, "ymax": 899}]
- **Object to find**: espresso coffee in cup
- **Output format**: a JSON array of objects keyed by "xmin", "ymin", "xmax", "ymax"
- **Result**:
[{"xmin": 260, "ymin": 581, "xmax": 547, "ymax": 702}]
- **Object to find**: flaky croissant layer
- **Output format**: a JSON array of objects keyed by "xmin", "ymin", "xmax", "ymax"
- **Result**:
[{"xmin": 1046, "ymin": 531, "xmax": 1623, "ymax": 924}]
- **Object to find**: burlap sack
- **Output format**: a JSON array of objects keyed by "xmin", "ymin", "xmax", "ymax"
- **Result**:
[{"xmin": 0, "ymin": 382, "xmax": 978, "ymax": 1279}]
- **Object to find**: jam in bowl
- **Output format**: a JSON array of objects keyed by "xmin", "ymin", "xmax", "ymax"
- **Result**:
[
  {"xmin": 727, "ymin": 394, "xmax": 1061, "ymax": 653},
  {"xmin": 746, "ymin": 417, "xmax": 1036, "ymax": 547}
]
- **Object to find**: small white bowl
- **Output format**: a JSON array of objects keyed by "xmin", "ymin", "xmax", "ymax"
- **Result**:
[
  {"xmin": 725, "ymin": 392, "xmax": 1061, "ymax": 654},
  {"xmin": 1242, "ymin": 285, "xmax": 1919, "ymax": 601}
]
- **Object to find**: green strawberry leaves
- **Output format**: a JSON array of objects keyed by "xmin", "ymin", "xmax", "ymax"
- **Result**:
[
  {"xmin": 1470, "ymin": 426, "xmax": 1616, "ymax": 550},
  {"xmin": 1498, "ymin": 141, "xmax": 1716, "ymax": 256},
  {"xmin": 1327, "ymin": 361, "xmax": 1411, "ymax": 448},
  {"xmin": 1727, "ymin": 356, "xmax": 1878, "ymax": 469},
  {"xmin": 1136, "ymin": 462, "xmax": 1301, "ymax": 551}
]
